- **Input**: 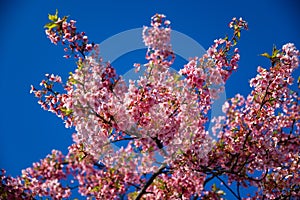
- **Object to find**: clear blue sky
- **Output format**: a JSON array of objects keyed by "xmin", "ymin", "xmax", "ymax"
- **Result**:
[{"xmin": 0, "ymin": 0, "xmax": 299, "ymax": 197}]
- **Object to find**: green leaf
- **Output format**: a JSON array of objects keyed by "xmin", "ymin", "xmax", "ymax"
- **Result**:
[
  {"xmin": 60, "ymin": 108, "xmax": 73, "ymax": 116},
  {"xmin": 224, "ymin": 35, "xmax": 228, "ymax": 41},
  {"xmin": 219, "ymin": 141, "xmax": 224, "ymax": 148},
  {"xmin": 260, "ymin": 52, "xmax": 271, "ymax": 59},
  {"xmin": 236, "ymin": 31, "xmax": 241, "ymax": 39},
  {"xmin": 156, "ymin": 178, "xmax": 166, "ymax": 189},
  {"xmin": 23, "ymin": 177, "xmax": 30, "ymax": 187},
  {"xmin": 44, "ymin": 22, "xmax": 58, "ymax": 30},
  {"xmin": 128, "ymin": 191, "xmax": 139, "ymax": 200},
  {"xmin": 271, "ymin": 45, "xmax": 279, "ymax": 58},
  {"xmin": 48, "ymin": 9, "xmax": 58, "ymax": 22},
  {"xmin": 233, "ymin": 37, "xmax": 237, "ymax": 46},
  {"xmin": 212, "ymin": 183, "xmax": 217, "ymax": 191},
  {"xmin": 268, "ymin": 97, "xmax": 275, "ymax": 102},
  {"xmin": 176, "ymin": 148, "xmax": 184, "ymax": 155},
  {"xmin": 68, "ymin": 77, "xmax": 77, "ymax": 85},
  {"xmin": 91, "ymin": 186, "xmax": 100, "ymax": 192},
  {"xmin": 231, "ymin": 127, "xmax": 239, "ymax": 132},
  {"xmin": 78, "ymin": 152, "xmax": 85, "ymax": 161},
  {"xmin": 173, "ymin": 73, "xmax": 181, "ymax": 82}
]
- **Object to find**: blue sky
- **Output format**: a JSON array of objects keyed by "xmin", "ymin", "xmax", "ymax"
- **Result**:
[{"xmin": 0, "ymin": 0, "xmax": 299, "ymax": 197}]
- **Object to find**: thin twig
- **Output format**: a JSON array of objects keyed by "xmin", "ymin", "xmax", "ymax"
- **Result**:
[
  {"xmin": 214, "ymin": 175, "xmax": 241, "ymax": 200},
  {"xmin": 237, "ymin": 182, "xmax": 241, "ymax": 199}
]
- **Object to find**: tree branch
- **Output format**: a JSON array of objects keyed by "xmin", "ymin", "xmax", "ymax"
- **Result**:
[
  {"xmin": 214, "ymin": 175, "xmax": 241, "ymax": 200},
  {"xmin": 135, "ymin": 164, "xmax": 166, "ymax": 200}
]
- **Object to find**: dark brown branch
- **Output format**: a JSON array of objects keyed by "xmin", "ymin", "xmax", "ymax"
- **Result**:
[
  {"xmin": 259, "ymin": 80, "xmax": 272, "ymax": 110},
  {"xmin": 203, "ymin": 174, "xmax": 216, "ymax": 187},
  {"xmin": 110, "ymin": 137, "xmax": 137, "ymax": 144},
  {"xmin": 237, "ymin": 182, "xmax": 241, "ymax": 199},
  {"xmin": 214, "ymin": 175, "xmax": 241, "ymax": 200},
  {"xmin": 135, "ymin": 164, "xmax": 166, "ymax": 200}
]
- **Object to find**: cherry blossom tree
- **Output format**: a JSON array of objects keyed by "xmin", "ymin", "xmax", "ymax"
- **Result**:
[{"xmin": 1, "ymin": 10, "xmax": 299, "ymax": 200}]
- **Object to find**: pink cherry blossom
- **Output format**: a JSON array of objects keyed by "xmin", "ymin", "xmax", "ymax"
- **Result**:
[{"xmin": 1, "ymin": 12, "xmax": 299, "ymax": 200}]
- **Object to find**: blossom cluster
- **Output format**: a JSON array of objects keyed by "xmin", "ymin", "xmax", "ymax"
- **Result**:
[
  {"xmin": 179, "ymin": 17, "xmax": 248, "ymax": 101},
  {"xmin": 44, "ymin": 10, "xmax": 93, "ymax": 59},
  {"xmin": 208, "ymin": 43, "xmax": 299, "ymax": 198},
  {"xmin": 29, "ymin": 74, "xmax": 74, "ymax": 127},
  {"xmin": 142, "ymin": 14, "xmax": 175, "ymax": 72},
  {"xmin": 1, "ymin": 12, "xmax": 299, "ymax": 200}
]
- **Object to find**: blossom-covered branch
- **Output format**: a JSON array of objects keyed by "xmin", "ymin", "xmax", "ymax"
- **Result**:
[{"xmin": 1, "ymin": 10, "xmax": 299, "ymax": 200}]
